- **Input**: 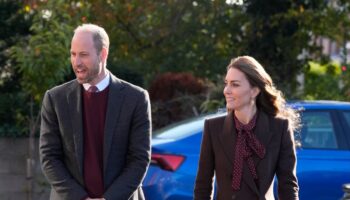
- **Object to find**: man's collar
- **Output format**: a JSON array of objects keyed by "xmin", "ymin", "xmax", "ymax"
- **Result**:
[{"xmin": 82, "ymin": 72, "xmax": 110, "ymax": 92}]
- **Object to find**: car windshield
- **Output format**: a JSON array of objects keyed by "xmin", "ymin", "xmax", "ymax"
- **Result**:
[{"xmin": 154, "ymin": 112, "xmax": 225, "ymax": 139}]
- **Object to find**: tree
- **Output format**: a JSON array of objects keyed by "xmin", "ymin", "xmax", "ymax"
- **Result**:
[
  {"xmin": 85, "ymin": 0, "xmax": 246, "ymax": 85},
  {"xmin": 242, "ymin": 0, "xmax": 315, "ymax": 97},
  {"xmin": 0, "ymin": 0, "xmax": 32, "ymax": 136},
  {"xmin": 4, "ymin": 0, "xmax": 350, "ymax": 134},
  {"xmin": 303, "ymin": 61, "xmax": 345, "ymax": 100},
  {"xmin": 10, "ymin": 1, "xmax": 89, "ymax": 198},
  {"xmin": 11, "ymin": 0, "xmax": 90, "ymax": 134},
  {"xmin": 74, "ymin": 0, "xmax": 350, "ymax": 127}
]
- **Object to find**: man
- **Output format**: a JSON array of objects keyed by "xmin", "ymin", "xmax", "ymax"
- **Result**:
[{"xmin": 39, "ymin": 24, "xmax": 151, "ymax": 200}]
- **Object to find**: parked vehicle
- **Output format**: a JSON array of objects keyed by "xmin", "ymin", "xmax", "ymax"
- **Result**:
[
  {"xmin": 343, "ymin": 183, "xmax": 350, "ymax": 200},
  {"xmin": 143, "ymin": 100, "xmax": 350, "ymax": 200}
]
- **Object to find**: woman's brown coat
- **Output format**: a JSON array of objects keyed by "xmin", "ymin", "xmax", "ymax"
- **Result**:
[{"xmin": 194, "ymin": 111, "xmax": 299, "ymax": 200}]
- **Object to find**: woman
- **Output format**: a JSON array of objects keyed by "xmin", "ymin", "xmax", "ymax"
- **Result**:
[{"xmin": 194, "ymin": 56, "xmax": 299, "ymax": 200}]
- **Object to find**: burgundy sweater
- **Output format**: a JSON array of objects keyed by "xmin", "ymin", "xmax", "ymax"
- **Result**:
[{"xmin": 82, "ymin": 86, "xmax": 109, "ymax": 198}]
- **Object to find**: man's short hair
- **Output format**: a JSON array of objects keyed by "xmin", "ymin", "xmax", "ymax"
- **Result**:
[{"xmin": 74, "ymin": 24, "xmax": 109, "ymax": 54}]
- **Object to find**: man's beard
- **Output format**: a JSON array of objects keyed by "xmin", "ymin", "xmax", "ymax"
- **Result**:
[{"xmin": 74, "ymin": 60, "xmax": 101, "ymax": 84}]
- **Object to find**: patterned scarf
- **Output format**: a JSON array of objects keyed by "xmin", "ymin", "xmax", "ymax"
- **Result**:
[{"xmin": 232, "ymin": 112, "xmax": 266, "ymax": 191}]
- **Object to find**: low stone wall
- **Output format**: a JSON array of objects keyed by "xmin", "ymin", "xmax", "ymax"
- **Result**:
[{"xmin": 0, "ymin": 138, "xmax": 49, "ymax": 200}]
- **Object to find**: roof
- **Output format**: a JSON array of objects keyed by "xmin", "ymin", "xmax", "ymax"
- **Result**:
[{"xmin": 289, "ymin": 100, "xmax": 350, "ymax": 110}]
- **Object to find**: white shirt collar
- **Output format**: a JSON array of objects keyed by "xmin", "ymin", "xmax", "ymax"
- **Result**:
[{"xmin": 82, "ymin": 72, "xmax": 110, "ymax": 92}]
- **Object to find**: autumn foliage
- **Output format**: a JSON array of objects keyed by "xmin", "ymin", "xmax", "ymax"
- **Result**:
[
  {"xmin": 149, "ymin": 72, "xmax": 207, "ymax": 101},
  {"xmin": 148, "ymin": 72, "xmax": 208, "ymax": 129}
]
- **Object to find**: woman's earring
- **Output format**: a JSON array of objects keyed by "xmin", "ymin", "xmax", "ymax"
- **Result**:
[{"xmin": 251, "ymin": 97, "xmax": 255, "ymax": 105}]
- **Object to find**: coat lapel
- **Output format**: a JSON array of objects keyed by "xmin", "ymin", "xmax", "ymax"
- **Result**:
[
  {"xmin": 67, "ymin": 81, "xmax": 84, "ymax": 176},
  {"xmin": 254, "ymin": 111, "xmax": 274, "ymax": 194},
  {"xmin": 221, "ymin": 111, "xmax": 272, "ymax": 196},
  {"xmin": 103, "ymin": 75, "xmax": 125, "ymax": 173},
  {"xmin": 253, "ymin": 111, "xmax": 273, "ymax": 164},
  {"xmin": 242, "ymin": 111, "xmax": 273, "ymax": 195},
  {"xmin": 219, "ymin": 111, "xmax": 261, "ymax": 194},
  {"xmin": 219, "ymin": 111, "xmax": 236, "ymax": 165}
]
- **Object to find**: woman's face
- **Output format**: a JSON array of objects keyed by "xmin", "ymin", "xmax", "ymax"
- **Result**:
[{"xmin": 223, "ymin": 67, "xmax": 259, "ymax": 112}]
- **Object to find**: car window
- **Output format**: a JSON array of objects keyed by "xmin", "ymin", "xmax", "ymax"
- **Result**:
[
  {"xmin": 154, "ymin": 112, "xmax": 226, "ymax": 139},
  {"xmin": 300, "ymin": 111, "xmax": 338, "ymax": 149},
  {"xmin": 154, "ymin": 118, "xmax": 204, "ymax": 139},
  {"xmin": 343, "ymin": 111, "xmax": 350, "ymax": 127}
]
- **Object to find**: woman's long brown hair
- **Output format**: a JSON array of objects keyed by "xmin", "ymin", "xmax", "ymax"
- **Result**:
[{"xmin": 227, "ymin": 56, "xmax": 300, "ymax": 131}]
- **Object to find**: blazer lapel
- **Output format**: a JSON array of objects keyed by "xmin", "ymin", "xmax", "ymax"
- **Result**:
[
  {"xmin": 238, "ymin": 112, "xmax": 261, "ymax": 195},
  {"xmin": 254, "ymin": 111, "xmax": 274, "ymax": 194},
  {"xmin": 219, "ymin": 111, "xmax": 236, "ymax": 165},
  {"xmin": 253, "ymin": 111, "xmax": 272, "ymax": 164},
  {"xmin": 103, "ymin": 75, "xmax": 125, "ymax": 173},
  {"xmin": 219, "ymin": 111, "xmax": 260, "ymax": 194},
  {"xmin": 242, "ymin": 111, "xmax": 273, "ymax": 195},
  {"xmin": 223, "ymin": 111, "xmax": 270, "ymax": 196},
  {"xmin": 67, "ymin": 81, "xmax": 84, "ymax": 176}
]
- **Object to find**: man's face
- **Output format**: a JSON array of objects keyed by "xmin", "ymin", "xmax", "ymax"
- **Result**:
[{"xmin": 70, "ymin": 31, "xmax": 103, "ymax": 85}]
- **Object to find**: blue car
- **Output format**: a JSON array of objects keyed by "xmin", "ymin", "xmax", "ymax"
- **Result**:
[{"xmin": 143, "ymin": 100, "xmax": 350, "ymax": 200}]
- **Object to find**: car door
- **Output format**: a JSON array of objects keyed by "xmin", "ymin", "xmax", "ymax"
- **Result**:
[{"xmin": 296, "ymin": 109, "xmax": 350, "ymax": 200}]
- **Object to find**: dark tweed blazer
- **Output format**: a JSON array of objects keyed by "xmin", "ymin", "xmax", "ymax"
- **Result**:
[
  {"xmin": 39, "ymin": 74, "xmax": 151, "ymax": 200},
  {"xmin": 194, "ymin": 111, "xmax": 299, "ymax": 200}
]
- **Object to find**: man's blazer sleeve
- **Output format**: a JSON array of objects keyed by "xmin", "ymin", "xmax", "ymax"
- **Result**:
[
  {"xmin": 104, "ymin": 89, "xmax": 152, "ymax": 199},
  {"xmin": 39, "ymin": 90, "xmax": 87, "ymax": 199}
]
